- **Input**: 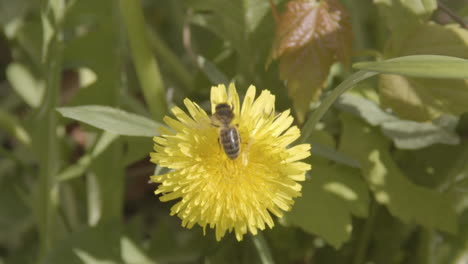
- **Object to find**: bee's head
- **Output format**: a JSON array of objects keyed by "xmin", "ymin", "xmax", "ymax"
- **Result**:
[{"xmin": 214, "ymin": 103, "xmax": 234, "ymax": 124}]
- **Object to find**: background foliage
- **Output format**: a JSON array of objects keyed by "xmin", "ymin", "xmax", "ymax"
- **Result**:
[{"xmin": 1, "ymin": 0, "xmax": 468, "ymax": 263}]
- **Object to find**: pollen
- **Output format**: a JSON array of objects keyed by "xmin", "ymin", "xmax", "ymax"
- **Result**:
[{"xmin": 149, "ymin": 84, "xmax": 311, "ymax": 241}]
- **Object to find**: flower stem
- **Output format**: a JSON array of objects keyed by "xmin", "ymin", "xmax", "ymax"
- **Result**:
[
  {"xmin": 119, "ymin": 0, "xmax": 167, "ymax": 121},
  {"xmin": 299, "ymin": 70, "xmax": 377, "ymax": 143},
  {"xmin": 252, "ymin": 233, "xmax": 276, "ymax": 264}
]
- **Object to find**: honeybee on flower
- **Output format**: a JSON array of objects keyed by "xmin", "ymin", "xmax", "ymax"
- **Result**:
[{"xmin": 150, "ymin": 84, "xmax": 311, "ymax": 241}]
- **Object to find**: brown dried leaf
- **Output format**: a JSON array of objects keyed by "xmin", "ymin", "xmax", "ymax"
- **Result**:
[
  {"xmin": 270, "ymin": 0, "xmax": 352, "ymax": 122},
  {"xmin": 279, "ymin": 43, "xmax": 334, "ymax": 122},
  {"xmin": 270, "ymin": 0, "xmax": 321, "ymax": 59}
]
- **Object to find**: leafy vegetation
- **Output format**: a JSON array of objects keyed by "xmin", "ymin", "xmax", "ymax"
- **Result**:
[{"xmin": 1, "ymin": 0, "xmax": 468, "ymax": 263}]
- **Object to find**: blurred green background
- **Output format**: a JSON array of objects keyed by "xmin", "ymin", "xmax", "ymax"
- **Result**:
[{"xmin": 1, "ymin": 0, "xmax": 468, "ymax": 263}]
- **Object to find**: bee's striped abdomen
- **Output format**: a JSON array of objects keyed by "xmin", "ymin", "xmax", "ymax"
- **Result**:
[{"xmin": 220, "ymin": 127, "xmax": 240, "ymax": 160}]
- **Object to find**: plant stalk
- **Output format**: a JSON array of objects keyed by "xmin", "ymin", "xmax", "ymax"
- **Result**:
[{"xmin": 299, "ymin": 70, "xmax": 377, "ymax": 143}]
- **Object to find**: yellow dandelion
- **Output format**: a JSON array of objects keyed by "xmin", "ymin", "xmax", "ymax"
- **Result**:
[{"xmin": 150, "ymin": 84, "xmax": 311, "ymax": 241}]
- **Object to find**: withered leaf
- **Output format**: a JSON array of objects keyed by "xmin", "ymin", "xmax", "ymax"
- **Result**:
[
  {"xmin": 279, "ymin": 42, "xmax": 334, "ymax": 121},
  {"xmin": 270, "ymin": 0, "xmax": 352, "ymax": 122}
]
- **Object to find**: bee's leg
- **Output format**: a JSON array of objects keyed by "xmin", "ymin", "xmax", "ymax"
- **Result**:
[{"xmin": 217, "ymin": 137, "xmax": 224, "ymax": 152}]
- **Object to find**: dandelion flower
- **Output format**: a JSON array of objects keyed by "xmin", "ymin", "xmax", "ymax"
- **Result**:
[{"xmin": 150, "ymin": 84, "xmax": 311, "ymax": 241}]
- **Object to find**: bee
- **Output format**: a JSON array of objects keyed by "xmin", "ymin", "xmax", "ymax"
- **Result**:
[{"xmin": 212, "ymin": 103, "xmax": 241, "ymax": 160}]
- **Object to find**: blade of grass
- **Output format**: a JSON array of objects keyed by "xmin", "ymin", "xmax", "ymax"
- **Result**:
[
  {"xmin": 119, "ymin": 0, "xmax": 167, "ymax": 121},
  {"xmin": 353, "ymin": 55, "xmax": 468, "ymax": 79}
]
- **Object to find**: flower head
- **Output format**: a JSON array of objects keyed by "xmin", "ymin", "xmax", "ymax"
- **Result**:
[{"xmin": 150, "ymin": 84, "xmax": 311, "ymax": 241}]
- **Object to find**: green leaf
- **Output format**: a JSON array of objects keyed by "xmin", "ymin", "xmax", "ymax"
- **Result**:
[
  {"xmin": 385, "ymin": 24, "xmax": 468, "ymax": 58},
  {"xmin": 377, "ymin": 24, "xmax": 468, "ymax": 121},
  {"xmin": 310, "ymin": 140, "xmax": 361, "ymax": 168},
  {"xmin": 186, "ymin": 0, "xmax": 282, "ymax": 77},
  {"xmin": 121, "ymin": 137, "xmax": 153, "ymax": 166},
  {"xmin": 49, "ymin": 0, "xmax": 66, "ymax": 23},
  {"xmin": 394, "ymin": 143, "xmax": 467, "ymax": 189},
  {"xmin": 286, "ymin": 160, "xmax": 370, "ymax": 248},
  {"xmin": 57, "ymin": 105, "xmax": 161, "ymax": 137},
  {"xmin": 121, "ymin": 237, "xmax": 156, "ymax": 264},
  {"xmin": 119, "ymin": 0, "xmax": 167, "ymax": 120},
  {"xmin": 0, "ymin": 109, "xmax": 31, "ymax": 146},
  {"xmin": 0, "ymin": 0, "xmax": 29, "ymax": 26},
  {"xmin": 196, "ymin": 55, "xmax": 230, "ymax": 85},
  {"xmin": 58, "ymin": 132, "xmax": 119, "ymax": 181},
  {"xmin": 63, "ymin": 0, "xmax": 126, "ymax": 232},
  {"xmin": 309, "ymin": 130, "xmax": 360, "ymax": 168},
  {"xmin": 336, "ymin": 92, "xmax": 396, "ymax": 126},
  {"xmin": 336, "ymin": 93, "xmax": 460, "ymax": 149},
  {"xmin": 45, "ymin": 222, "xmax": 121, "ymax": 264},
  {"xmin": 187, "ymin": 0, "xmax": 270, "ymax": 53},
  {"xmin": 251, "ymin": 234, "xmax": 275, "ymax": 264},
  {"xmin": 339, "ymin": 113, "xmax": 457, "ymax": 233},
  {"xmin": 354, "ymin": 55, "xmax": 468, "ymax": 79},
  {"xmin": 0, "ymin": 174, "xmax": 32, "ymax": 246},
  {"xmin": 381, "ymin": 75, "xmax": 468, "ymax": 121},
  {"xmin": 147, "ymin": 216, "xmax": 206, "ymax": 262},
  {"xmin": 380, "ymin": 115, "xmax": 460, "ymax": 149},
  {"xmin": 6, "ymin": 63, "xmax": 45, "ymax": 108},
  {"xmin": 374, "ymin": 0, "xmax": 436, "ymax": 30},
  {"xmin": 366, "ymin": 207, "xmax": 413, "ymax": 264},
  {"xmin": 41, "ymin": 13, "xmax": 54, "ymax": 62},
  {"xmin": 299, "ymin": 70, "xmax": 378, "ymax": 143},
  {"xmin": 62, "ymin": 0, "xmax": 123, "ymax": 107}
]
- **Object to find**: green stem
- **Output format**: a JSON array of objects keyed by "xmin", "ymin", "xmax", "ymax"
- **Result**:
[
  {"xmin": 352, "ymin": 200, "xmax": 377, "ymax": 264},
  {"xmin": 36, "ymin": 7, "xmax": 63, "ymax": 262},
  {"xmin": 299, "ymin": 70, "xmax": 377, "ymax": 143},
  {"xmin": 119, "ymin": 0, "xmax": 167, "ymax": 121},
  {"xmin": 251, "ymin": 233, "xmax": 276, "ymax": 264}
]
